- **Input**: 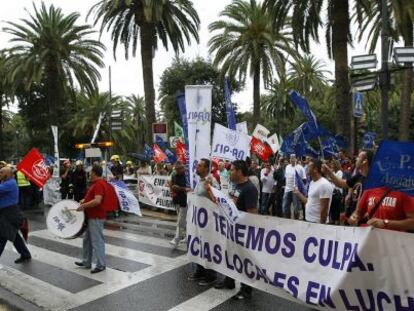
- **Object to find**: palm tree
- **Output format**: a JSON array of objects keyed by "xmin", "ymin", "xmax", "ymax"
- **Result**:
[
  {"xmin": 288, "ymin": 55, "xmax": 331, "ymax": 99},
  {"xmin": 67, "ymin": 92, "xmax": 119, "ymax": 138},
  {"xmin": 4, "ymin": 2, "xmax": 105, "ymax": 132},
  {"xmin": 208, "ymin": 0, "xmax": 296, "ymax": 124},
  {"xmin": 0, "ymin": 51, "xmax": 14, "ymax": 159},
  {"xmin": 354, "ymin": 0, "xmax": 414, "ymax": 140},
  {"xmin": 263, "ymin": 65, "xmax": 296, "ymax": 136},
  {"xmin": 124, "ymin": 94, "xmax": 146, "ymax": 151},
  {"xmin": 88, "ymin": 0, "xmax": 200, "ymax": 143},
  {"xmin": 265, "ymin": 0, "xmax": 367, "ymax": 150}
]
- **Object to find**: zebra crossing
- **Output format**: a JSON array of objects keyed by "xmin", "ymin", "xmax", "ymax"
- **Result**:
[
  {"xmin": 0, "ymin": 225, "xmax": 238, "ymax": 311},
  {"xmin": 0, "ymin": 215, "xmax": 310, "ymax": 311}
]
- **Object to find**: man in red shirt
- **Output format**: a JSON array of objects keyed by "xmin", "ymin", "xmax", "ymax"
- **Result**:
[
  {"xmin": 75, "ymin": 165, "xmax": 114, "ymax": 273},
  {"xmin": 348, "ymin": 186, "xmax": 414, "ymax": 231}
]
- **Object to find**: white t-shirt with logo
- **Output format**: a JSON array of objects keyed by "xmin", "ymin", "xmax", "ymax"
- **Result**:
[
  {"xmin": 284, "ymin": 164, "xmax": 306, "ymax": 192},
  {"xmin": 305, "ymin": 177, "xmax": 333, "ymax": 223}
]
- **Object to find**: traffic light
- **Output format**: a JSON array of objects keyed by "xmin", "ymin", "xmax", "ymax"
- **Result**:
[{"xmin": 74, "ymin": 141, "xmax": 113, "ymax": 149}]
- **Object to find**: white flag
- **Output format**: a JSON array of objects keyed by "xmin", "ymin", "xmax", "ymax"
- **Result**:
[
  {"xmin": 211, "ymin": 124, "xmax": 251, "ymax": 161},
  {"xmin": 236, "ymin": 121, "xmax": 248, "ymax": 134},
  {"xmin": 252, "ymin": 124, "xmax": 270, "ymax": 142},
  {"xmin": 267, "ymin": 133, "xmax": 280, "ymax": 153},
  {"xmin": 51, "ymin": 125, "xmax": 60, "ymax": 179}
]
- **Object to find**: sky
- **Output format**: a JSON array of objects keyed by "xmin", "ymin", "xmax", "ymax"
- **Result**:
[{"xmin": 0, "ymin": 0, "xmax": 381, "ymax": 113}]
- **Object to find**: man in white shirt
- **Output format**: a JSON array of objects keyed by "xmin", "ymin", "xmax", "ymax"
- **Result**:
[
  {"xmin": 295, "ymin": 159, "xmax": 333, "ymax": 224},
  {"xmin": 260, "ymin": 162, "xmax": 274, "ymax": 215},
  {"xmin": 282, "ymin": 154, "xmax": 306, "ymax": 219}
]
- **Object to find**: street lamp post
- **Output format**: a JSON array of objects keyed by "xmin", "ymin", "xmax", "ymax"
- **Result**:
[{"xmin": 380, "ymin": 0, "xmax": 390, "ymax": 139}]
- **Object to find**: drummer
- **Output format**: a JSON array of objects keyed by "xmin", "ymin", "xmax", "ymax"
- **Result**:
[{"xmin": 75, "ymin": 165, "xmax": 116, "ymax": 274}]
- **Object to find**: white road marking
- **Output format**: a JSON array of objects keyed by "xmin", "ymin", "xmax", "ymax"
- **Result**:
[{"xmin": 168, "ymin": 288, "xmax": 237, "ymax": 311}]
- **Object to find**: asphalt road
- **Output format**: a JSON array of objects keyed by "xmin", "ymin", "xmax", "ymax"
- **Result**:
[{"xmin": 0, "ymin": 209, "xmax": 312, "ymax": 311}]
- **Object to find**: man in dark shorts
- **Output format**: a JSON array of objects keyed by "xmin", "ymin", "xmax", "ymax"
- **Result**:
[{"xmin": 214, "ymin": 160, "xmax": 258, "ymax": 300}]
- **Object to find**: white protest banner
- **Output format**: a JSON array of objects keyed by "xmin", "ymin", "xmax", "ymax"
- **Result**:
[
  {"xmin": 185, "ymin": 85, "xmax": 212, "ymax": 188},
  {"xmin": 252, "ymin": 124, "xmax": 270, "ymax": 142},
  {"xmin": 236, "ymin": 121, "xmax": 248, "ymax": 134},
  {"xmin": 138, "ymin": 175, "xmax": 174, "ymax": 210},
  {"xmin": 187, "ymin": 194, "xmax": 414, "ymax": 310},
  {"xmin": 111, "ymin": 180, "xmax": 142, "ymax": 216},
  {"xmin": 267, "ymin": 133, "xmax": 280, "ymax": 153},
  {"xmin": 211, "ymin": 123, "xmax": 251, "ymax": 161}
]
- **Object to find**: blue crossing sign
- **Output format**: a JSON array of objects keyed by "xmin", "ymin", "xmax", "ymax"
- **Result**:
[{"xmin": 353, "ymin": 92, "xmax": 364, "ymax": 118}]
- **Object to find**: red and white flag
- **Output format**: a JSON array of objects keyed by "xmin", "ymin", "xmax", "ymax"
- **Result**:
[
  {"xmin": 250, "ymin": 137, "xmax": 273, "ymax": 161},
  {"xmin": 17, "ymin": 148, "xmax": 51, "ymax": 187},
  {"xmin": 175, "ymin": 140, "xmax": 188, "ymax": 164},
  {"xmin": 153, "ymin": 144, "xmax": 167, "ymax": 163}
]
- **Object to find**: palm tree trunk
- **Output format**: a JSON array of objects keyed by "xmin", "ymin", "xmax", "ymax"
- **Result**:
[
  {"xmin": 45, "ymin": 62, "xmax": 60, "ymax": 154},
  {"xmin": 253, "ymin": 64, "xmax": 261, "ymax": 125},
  {"xmin": 332, "ymin": 0, "xmax": 352, "ymax": 152},
  {"xmin": 398, "ymin": 22, "xmax": 413, "ymax": 141},
  {"xmin": 140, "ymin": 23, "xmax": 157, "ymax": 144}
]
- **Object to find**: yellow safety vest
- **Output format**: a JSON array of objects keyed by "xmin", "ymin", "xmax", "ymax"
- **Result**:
[{"xmin": 17, "ymin": 171, "xmax": 31, "ymax": 187}]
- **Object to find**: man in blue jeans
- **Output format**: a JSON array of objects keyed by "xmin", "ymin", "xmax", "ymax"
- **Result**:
[
  {"xmin": 75, "ymin": 165, "xmax": 116, "ymax": 274},
  {"xmin": 0, "ymin": 167, "xmax": 32, "ymax": 263},
  {"xmin": 282, "ymin": 154, "xmax": 306, "ymax": 219}
]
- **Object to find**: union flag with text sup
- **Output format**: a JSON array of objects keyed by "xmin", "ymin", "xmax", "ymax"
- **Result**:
[
  {"xmin": 251, "ymin": 137, "xmax": 273, "ymax": 161},
  {"xmin": 17, "ymin": 148, "xmax": 51, "ymax": 187}
]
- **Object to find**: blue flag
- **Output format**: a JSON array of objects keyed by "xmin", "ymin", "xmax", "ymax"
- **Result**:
[
  {"xmin": 165, "ymin": 149, "xmax": 177, "ymax": 164},
  {"xmin": 305, "ymin": 145, "xmax": 320, "ymax": 158},
  {"xmin": 322, "ymin": 136, "xmax": 339, "ymax": 159},
  {"xmin": 289, "ymin": 91, "xmax": 319, "ymax": 132},
  {"xmin": 155, "ymin": 135, "xmax": 167, "ymax": 149},
  {"xmin": 144, "ymin": 144, "xmax": 154, "ymax": 159},
  {"xmin": 44, "ymin": 155, "xmax": 56, "ymax": 166},
  {"xmin": 363, "ymin": 132, "xmax": 376, "ymax": 150},
  {"xmin": 295, "ymin": 170, "xmax": 307, "ymax": 195},
  {"xmin": 364, "ymin": 140, "xmax": 414, "ymax": 196},
  {"xmin": 334, "ymin": 135, "xmax": 348, "ymax": 149},
  {"xmin": 176, "ymin": 94, "xmax": 191, "ymax": 187},
  {"xmin": 177, "ymin": 94, "xmax": 189, "ymax": 145},
  {"xmin": 280, "ymin": 134, "xmax": 295, "ymax": 155},
  {"xmin": 224, "ymin": 77, "xmax": 237, "ymax": 130}
]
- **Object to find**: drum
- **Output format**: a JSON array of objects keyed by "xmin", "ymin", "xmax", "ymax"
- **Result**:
[{"xmin": 47, "ymin": 200, "xmax": 86, "ymax": 239}]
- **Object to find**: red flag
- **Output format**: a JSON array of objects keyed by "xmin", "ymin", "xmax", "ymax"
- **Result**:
[
  {"xmin": 250, "ymin": 137, "xmax": 273, "ymax": 161},
  {"xmin": 175, "ymin": 140, "xmax": 187, "ymax": 164},
  {"xmin": 153, "ymin": 144, "xmax": 167, "ymax": 163},
  {"xmin": 17, "ymin": 148, "xmax": 51, "ymax": 187}
]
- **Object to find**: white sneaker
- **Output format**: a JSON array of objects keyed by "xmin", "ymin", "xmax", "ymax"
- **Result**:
[{"xmin": 169, "ymin": 239, "xmax": 179, "ymax": 248}]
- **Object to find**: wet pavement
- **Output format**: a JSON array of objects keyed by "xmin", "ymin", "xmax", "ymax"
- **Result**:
[{"xmin": 0, "ymin": 209, "xmax": 311, "ymax": 311}]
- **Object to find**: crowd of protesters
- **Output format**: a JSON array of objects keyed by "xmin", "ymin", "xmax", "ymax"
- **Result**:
[
  {"xmin": 165, "ymin": 148, "xmax": 414, "ymax": 300},
  {"xmin": 0, "ymin": 143, "xmax": 412, "ymax": 297}
]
